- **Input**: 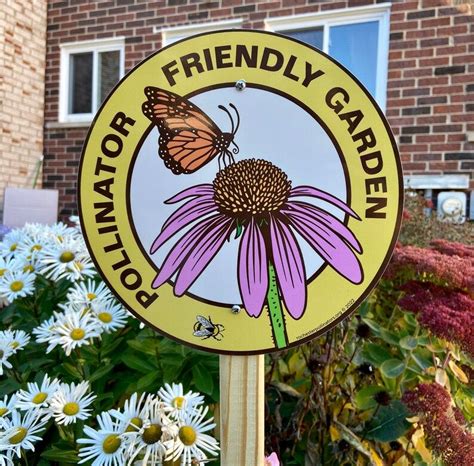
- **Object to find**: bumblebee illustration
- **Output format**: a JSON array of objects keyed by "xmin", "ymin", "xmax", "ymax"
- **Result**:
[{"xmin": 193, "ymin": 315, "xmax": 225, "ymax": 341}]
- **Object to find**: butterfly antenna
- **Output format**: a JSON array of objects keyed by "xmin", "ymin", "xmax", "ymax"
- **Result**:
[
  {"xmin": 218, "ymin": 105, "xmax": 235, "ymax": 134},
  {"xmin": 229, "ymin": 103, "xmax": 240, "ymax": 135},
  {"xmin": 231, "ymin": 141, "xmax": 239, "ymax": 155}
]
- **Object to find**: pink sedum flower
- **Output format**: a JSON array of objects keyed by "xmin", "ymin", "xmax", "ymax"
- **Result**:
[{"xmin": 265, "ymin": 452, "xmax": 280, "ymax": 466}]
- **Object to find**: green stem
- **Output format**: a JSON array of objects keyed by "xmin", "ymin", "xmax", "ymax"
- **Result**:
[{"xmin": 267, "ymin": 262, "xmax": 288, "ymax": 349}]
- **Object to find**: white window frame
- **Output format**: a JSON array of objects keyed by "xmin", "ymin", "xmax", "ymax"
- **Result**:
[
  {"xmin": 157, "ymin": 18, "xmax": 244, "ymax": 47},
  {"xmin": 265, "ymin": 3, "xmax": 391, "ymax": 111},
  {"xmin": 59, "ymin": 37, "xmax": 125, "ymax": 123}
]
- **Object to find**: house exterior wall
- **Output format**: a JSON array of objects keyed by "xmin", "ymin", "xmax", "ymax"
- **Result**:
[
  {"xmin": 0, "ymin": 0, "xmax": 47, "ymax": 217},
  {"xmin": 42, "ymin": 0, "xmax": 474, "ymax": 217}
]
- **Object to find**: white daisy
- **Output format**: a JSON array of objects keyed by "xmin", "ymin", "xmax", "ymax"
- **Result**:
[
  {"xmin": 48, "ymin": 222, "xmax": 81, "ymax": 242},
  {"xmin": 0, "ymin": 256, "xmax": 23, "ymax": 278},
  {"xmin": 0, "ymin": 345, "xmax": 14, "ymax": 376},
  {"xmin": 125, "ymin": 398, "xmax": 175, "ymax": 466},
  {"xmin": 61, "ymin": 255, "xmax": 96, "ymax": 282},
  {"xmin": 77, "ymin": 411, "xmax": 127, "ymax": 466},
  {"xmin": 0, "ymin": 230, "xmax": 23, "ymax": 259},
  {"xmin": 39, "ymin": 237, "xmax": 91, "ymax": 281},
  {"xmin": 32, "ymin": 315, "xmax": 62, "ymax": 353},
  {"xmin": 66, "ymin": 279, "xmax": 113, "ymax": 308},
  {"xmin": 0, "ymin": 395, "xmax": 17, "ymax": 419},
  {"xmin": 109, "ymin": 392, "xmax": 151, "ymax": 434},
  {"xmin": 0, "ymin": 409, "xmax": 49, "ymax": 459},
  {"xmin": 164, "ymin": 406, "xmax": 219, "ymax": 465},
  {"xmin": 16, "ymin": 234, "xmax": 46, "ymax": 261},
  {"xmin": 16, "ymin": 374, "xmax": 60, "ymax": 411},
  {"xmin": 52, "ymin": 311, "xmax": 102, "ymax": 356},
  {"xmin": 0, "ymin": 329, "xmax": 30, "ymax": 353},
  {"xmin": 49, "ymin": 381, "xmax": 96, "ymax": 425},
  {"xmin": 0, "ymin": 451, "xmax": 14, "ymax": 466},
  {"xmin": 0, "ymin": 270, "xmax": 35, "ymax": 303},
  {"xmin": 91, "ymin": 301, "xmax": 128, "ymax": 333},
  {"xmin": 158, "ymin": 383, "xmax": 204, "ymax": 420}
]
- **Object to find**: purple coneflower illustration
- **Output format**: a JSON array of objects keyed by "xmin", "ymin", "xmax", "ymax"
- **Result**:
[{"xmin": 150, "ymin": 159, "xmax": 363, "ymax": 347}]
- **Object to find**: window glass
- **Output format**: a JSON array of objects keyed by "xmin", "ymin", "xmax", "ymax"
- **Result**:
[
  {"xmin": 98, "ymin": 50, "xmax": 120, "ymax": 105},
  {"xmin": 69, "ymin": 52, "xmax": 93, "ymax": 114},
  {"xmin": 285, "ymin": 27, "xmax": 324, "ymax": 50},
  {"xmin": 329, "ymin": 21, "xmax": 379, "ymax": 97}
]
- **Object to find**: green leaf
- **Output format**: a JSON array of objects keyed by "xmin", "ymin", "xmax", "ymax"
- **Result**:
[
  {"xmin": 380, "ymin": 359, "xmax": 405, "ymax": 378},
  {"xmin": 354, "ymin": 386, "xmax": 386, "ymax": 410},
  {"xmin": 61, "ymin": 363, "xmax": 83, "ymax": 379},
  {"xmin": 89, "ymin": 364, "xmax": 114, "ymax": 383},
  {"xmin": 192, "ymin": 364, "xmax": 214, "ymax": 395},
  {"xmin": 361, "ymin": 343, "xmax": 392, "ymax": 367},
  {"xmin": 41, "ymin": 447, "xmax": 79, "ymax": 463},
  {"xmin": 136, "ymin": 371, "xmax": 161, "ymax": 391},
  {"xmin": 235, "ymin": 220, "xmax": 243, "ymax": 239},
  {"xmin": 122, "ymin": 352, "xmax": 157, "ymax": 373},
  {"xmin": 364, "ymin": 400, "xmax": 410, "ymax": 442},
  {"xmin": 399, "ymin": 335, "xmax": 418, "ymax": 350},
  {"xmin": 411, "ymin": 348, "xmax": 433, "ymax": 371}
]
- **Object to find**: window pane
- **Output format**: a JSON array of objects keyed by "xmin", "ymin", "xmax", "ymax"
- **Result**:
[
  {"xmin": 285, "ymin": 27, "xmax": 324, "ymax": 50},
  {"xmin": 69, "ymin": 52, "xmax": 93, "ymax": 114},
  {"xmin": 329, "ymin": 21, "xmax": 379, "ymax": 97},
  {"xmin": 99, "ymin": 50, "xmax": 120, "ymax": 105}
]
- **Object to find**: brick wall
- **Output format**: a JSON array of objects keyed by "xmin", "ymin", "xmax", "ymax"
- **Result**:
[
  {"xmin": 0, "ymin": 0, "xmax": 47, "ymax": 218},
  {"xmin": 42, "ymin": 0, "xmax": 474, "ymax": 217}
]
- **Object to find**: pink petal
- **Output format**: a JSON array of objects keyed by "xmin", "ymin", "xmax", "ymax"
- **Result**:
[
  {"xmin": 284, "ymin": 201, "xmax": 362, "ymax": 253},
  {"xmin": 174, "ymin": 217, "xmax": 233, "ymax": 296},
  {"xmin": 289, "ymin": 186, "xmax": 360, "ymax": 220},
  {"xmin": 150, "ymin": 198, "xmax": 217, "ymax": 254},
  {"xmin": 287, "ymin": 210, "xmax": 363, "ymax": 284},
  {"xmin": 269, "ymin": 217, "xmax": 306, "ymax": 319},
  {"xmin": 265, "ymin": 453, "xmax": 280, "ymax": 466},
  {"xmin": 238, "ymin": 219, "xmax": 268, "ymax": 318},
  {"xmin": 151, "ymin": 214, "xmax": 224, "ymax": 289},
  {"xmin": 165, "ymin": 184, "xmax": 214, "ymax": 204}
]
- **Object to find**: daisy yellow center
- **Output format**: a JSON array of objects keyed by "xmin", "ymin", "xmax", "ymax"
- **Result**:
[
  {"xmin": 10, "ymin": 341, "xmax": 19, "ymax": 349},
  {"xmin": 0, "ymin": 268, "xmax": 6, "ymax": 277},
  {"xmin": 98, "ymin": 312, "xmax": 112, "ymax": 323},
  {"xmin": 10, "ymin": 281, "xmax": 24, "ymax": 292},
  {"xmin": 125, "ymin": 416, "xmax": 143, "ymax": 432},
  {"xmin": 9, "ymin": 427, "xmax": 27, "ymax": 444},
  {"xmin": 213, "ymin": 159, "xmax": 291, "ymax": 218},
  {"xmin": 142, "ymin": 424, "xmax": 162, "ymax": 444},
  {"xmin": 102, "ymin": 434, "xmax": 121, "ymax": 454},
  {"xmin": 0, "ymin": 350, "xmax": 4, "ymax": 358},
  {"xmin": 172, "ymin": 396, "xmax": 186, "ymax": 409},
  {"xmin": 70, "ymin": 328, "xmax": 85, "ymax": 340},
  {"xmin": 63, "ymin": 402, "xmax": 80, "ymax": 416},
  {"xmin": 9, "ymin": 243, "xmax": 17, "ymax": 252},
  {"xmin": 23, "ymin": 264, "xmax": 34, "ymax": 273},
  {"xmin": 31, "ymin": 244, "xmax": 42, "ymax": 251},
  {"xmin": 32, "ymin": 392, "xmax": 48, "ymax": 404},
  {"xmin": 0, "ymin": 407, "xmax": 9, "ymax": 416},
  {"xmin": 75, "ymin": 261, "xmax": 85, "ymax": 270},
  {"xmin": 178, "ymin": 426, "xmax": 197, "ymax": 446},
  {"xmin": 59, "ymin": 251, "xmax": 75, "ymax": 263},
  {"xmin": 87, "ymin": 292, "xmax": 96, "ymax": 300}
]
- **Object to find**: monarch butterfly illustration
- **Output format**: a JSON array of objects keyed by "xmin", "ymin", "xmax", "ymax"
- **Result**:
[{"xmin": 142, "ymin": 87, "xmax": 240, "ymax": 174}]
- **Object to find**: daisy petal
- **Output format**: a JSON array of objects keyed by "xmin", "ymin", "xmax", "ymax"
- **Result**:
[
  {"xmin": 150, "ymin": 198, "xmax": 217, "ymax": 253},
  {"xmin": 165, "ymin": 184, "xmax": 214, "ymax": 204},
  {"xmin": 288, "ymin": 210, "xmax": 363, "ymax": 284},
  {"xmin": 284, "ymin": 201, "xmax": 362, "ymax": 253},
  {"xmin": 152, "ymin": 215, "xmax": 223, "ymax": 289},
  {"xmin": 269, "ymin": 217, "xmax": 306, "ymax": 319},
  {"xmin": 174, "ymin": 218, "xmax": 233, "ymax": 295},
  {"xmin": 238, "ymin": 219, "xmax": 268, "ymax": 317},
  {"xmin": 289, "ymin": 186, "xmax": 360, "ymax": 219}
]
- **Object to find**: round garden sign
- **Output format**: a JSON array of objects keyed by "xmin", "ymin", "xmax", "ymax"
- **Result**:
[{"xmin": 78, "ymin": 30, "xmax": 403, "ymax": 354}]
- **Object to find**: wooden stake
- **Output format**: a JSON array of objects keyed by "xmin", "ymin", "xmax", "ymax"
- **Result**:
[{"xmin": 219, "ymin": 355, "xmax": 265, "ymax": 466}]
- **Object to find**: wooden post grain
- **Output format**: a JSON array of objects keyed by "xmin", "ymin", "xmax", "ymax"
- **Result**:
[{"xmin": 219, "ymin": 355, "xmax": 265, "ymax": 466}]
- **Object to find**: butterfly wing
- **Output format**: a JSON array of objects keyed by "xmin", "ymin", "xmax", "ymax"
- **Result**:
[{"xmin": 142, "ymin": 87, "xmax": 224, "ymax": 174}]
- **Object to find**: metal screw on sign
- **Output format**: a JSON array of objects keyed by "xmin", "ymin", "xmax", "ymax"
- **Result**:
[
  {"xmin": 231, "ymin": 305, "xmax": 241, "ymax": 314},
  {"xmin": 235, "ymin": 79, "xmax": 246, "ymax": 91}
]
